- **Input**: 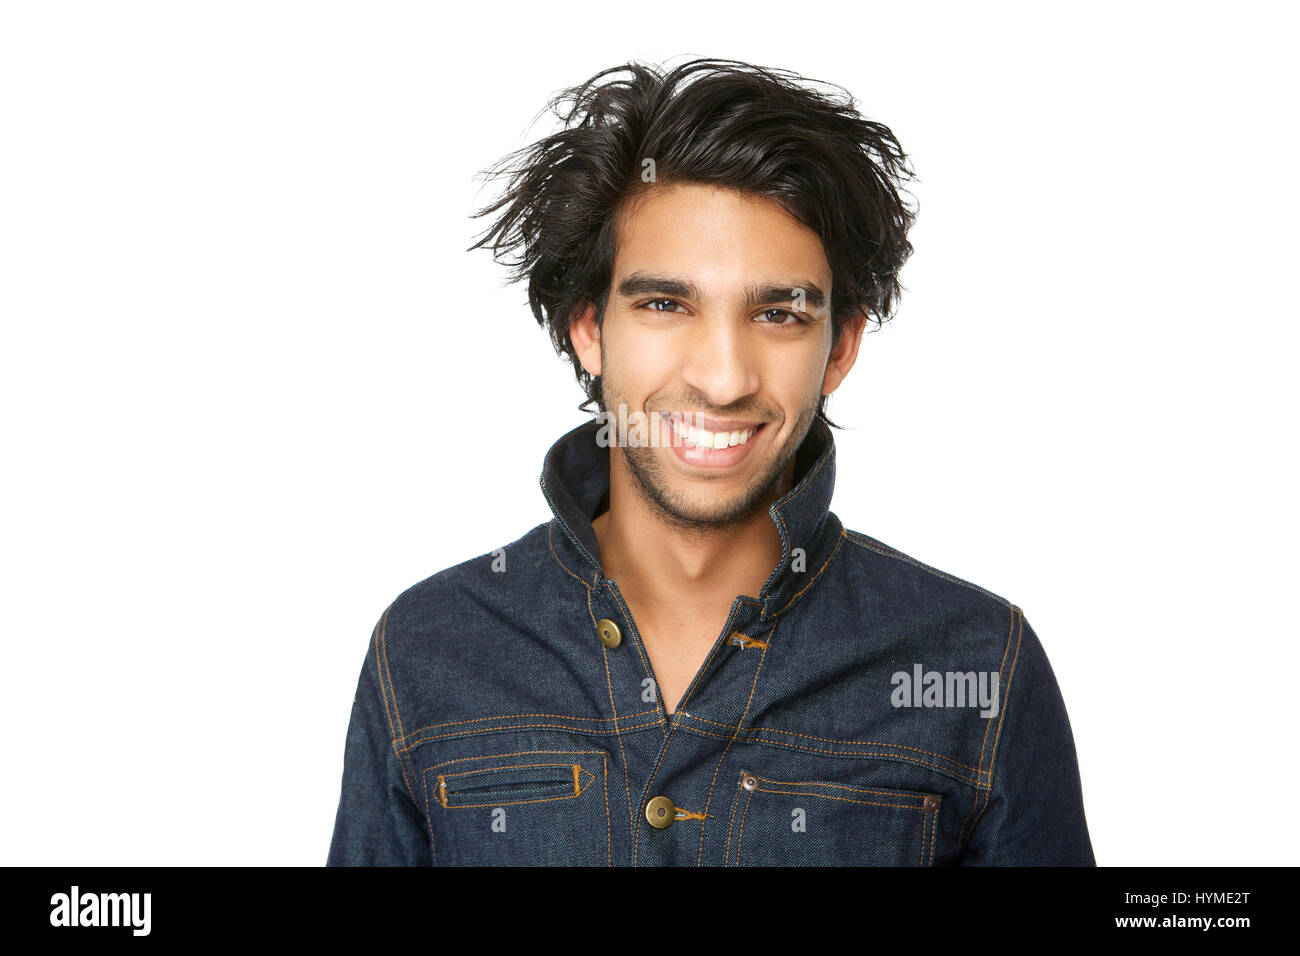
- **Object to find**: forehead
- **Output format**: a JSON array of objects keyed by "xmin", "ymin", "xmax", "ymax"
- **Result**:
[{"xmin": 612, "ymin": 182, "xmax": 830, "ymax": 286}]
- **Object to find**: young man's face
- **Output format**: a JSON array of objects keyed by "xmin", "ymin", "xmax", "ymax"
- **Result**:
[{"xmin": 573, "ymin": 181, "xmax": 864, "ymax": 530}]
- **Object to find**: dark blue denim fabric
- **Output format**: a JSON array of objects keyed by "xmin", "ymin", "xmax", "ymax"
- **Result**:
[{"xmin": 327, "ymin": 417, "xmax": 1095, "ymax": 866}]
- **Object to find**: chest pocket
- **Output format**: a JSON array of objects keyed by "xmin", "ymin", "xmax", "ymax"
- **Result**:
[
  {"xmin": 724, "ymin": 770, "xmax": 941, "ymax": 867},
  {"xmin": 422, "ymin": 750, "xmax": 610, "ymax": 866}
]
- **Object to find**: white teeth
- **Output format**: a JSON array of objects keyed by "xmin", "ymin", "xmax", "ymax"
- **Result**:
[{"xmin": 669, "ymin": 419, "xmax": 757, "ymax": 449}]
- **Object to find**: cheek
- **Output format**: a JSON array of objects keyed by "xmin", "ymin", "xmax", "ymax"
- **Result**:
[
  {"xmin": 613, "ymin": 330, "xmax": 680, "ymax": 380},
  {"xmin": 764, "ymin": 349, "xmax": 824, "ymax": 399}
]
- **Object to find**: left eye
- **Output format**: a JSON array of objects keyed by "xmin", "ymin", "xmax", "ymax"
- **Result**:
[{"xmin": 758, "ymin": 309, "xmax": 800, "ymax": 324}]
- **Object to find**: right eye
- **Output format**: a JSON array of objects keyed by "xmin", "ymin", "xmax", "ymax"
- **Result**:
[{"xmin": 641, "ymin": 298, "xmax": 688, "ymax": 313}]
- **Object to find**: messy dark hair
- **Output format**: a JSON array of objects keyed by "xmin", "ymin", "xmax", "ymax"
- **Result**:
[{"xmin": 467, "ymin": 57, "xmax": 918, "ymax": 429}]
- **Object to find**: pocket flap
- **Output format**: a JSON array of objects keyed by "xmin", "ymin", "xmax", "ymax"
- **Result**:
[{"xmin": 436, "ymin": 761, "xmax": 595, "ymax": 809}]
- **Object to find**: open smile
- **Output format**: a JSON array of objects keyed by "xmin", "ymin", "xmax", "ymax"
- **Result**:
[
  {"xmin": 659, "ymin": 414, "xmax": 769, "ymax": 469},
  {"xmin": 669, "ymin": 417, "xmax": 766, "ymax": 449}
]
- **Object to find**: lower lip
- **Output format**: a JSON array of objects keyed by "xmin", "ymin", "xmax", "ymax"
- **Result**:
[{"xmin": 660, "ymin": 418, "xmax": 767, "ymax": 469}]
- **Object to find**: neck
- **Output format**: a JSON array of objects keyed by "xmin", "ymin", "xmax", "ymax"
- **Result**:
[{"xmin": 591, "ymin": 448, "xmax": 793, "ymax": 606}]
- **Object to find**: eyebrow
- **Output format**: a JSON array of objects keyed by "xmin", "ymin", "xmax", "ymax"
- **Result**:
[{"xmin": 615, "ymin": 271, "xmax": 827, "ymax": 312}]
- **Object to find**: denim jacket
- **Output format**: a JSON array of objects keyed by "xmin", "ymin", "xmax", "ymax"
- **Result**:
[{"xmin": 327, "ymin": 417, "xmax": 1095, "ymax": 866}]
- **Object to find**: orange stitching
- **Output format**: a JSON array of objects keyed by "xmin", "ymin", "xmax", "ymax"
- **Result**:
[
  {"xmin": 749, "ymin": 776, "xmax": 932, "ymax": 800},
  {"xmin": 421, "ymin": 763, "xmax": 437, "ymax": 865},
  {"xmin": 918, "ymin": 796, "xmax": 942, "ymax": 866},
  {"xmin": 755, "ymin": 787, "xmax": 928, "ymax": 812},
  {"xmin": 372, "ymin": 607, "xmax": 419, "ymax": 806},
  {"xmin": 432, "ymin": 769, "xmax": 596, "ymax": 810},
  {"xmin": 958, "ymin": 607, "xmax": 1016, "ymax": 845},
  {"xmin": 573, "ymin": 763, "xmax": 580, "ymax": 797},
  {"xmin": 920, "ymin": 807, "xmax": 928, "ymax": 866},
  {"xmin": 964, "ymin": 610, "xmax": 1024, "ymax": 846},
  {"xmin": 673, "ymin": 807, "xmax": 710, "ymax": 822},
  {"xmin": 372, "ymin": 611, "xmax": 396, "ymax": 738},
  {"xmin": 920, "ymin": 801, "xmax": 930, "ymax": 868},
  {"xmin": 423, "ymin": 752, "xmax": 609, "ymax": 863},
  {"xmin": 772, "ymin": 526, "xmax": 845, "ymax": 617},
  {"xmin": 963, "ymin": 788, "xmax": 990, "ymax": 855},
  {"xmin": 415, "ymin": 749, "xmax": 611, "ymax": 855},
  {"xmin": 431, "ymin": 775, "xmax": 595, "ymax": 811},
  {"xmin": 734, "ymin": 785, "xmax": 757, "ymax": 865},
  {"xmin": 842, "ymin": 530, "xmax": 1014, "ymax": 611},
  {"xmin": 675, "ymin": 723, "xmax": 983, "ymax": 786},
  {"xmin": 984, "ymin": 611, "xmax": 1023, "ymax": 787},
  {"xmin": 680, "ymin": 713, "xmax": 983, "ymax": 773},
  {"xmin": 399, "ymin": 708, "xmax": 659, "ymax": 742},
  {"xmin": 693, "ymin": 616, "xmax": 780, "ymax": 866},
  {"xmin": 399, "ymin": 718, "xmax": 663, "ymax": 752},
  {"xmin": 684, "ymin": 714, "xmax": 984, "ymax": 772},
  {"xmin": 379, "ymin": 606, "xmax": 405, "ymax": 740},
  {"xmin": 439, "ymin": 760, "xmax": 585, "ymax": 783},
  {"xmin": 925, "ymin": 801, "xmax": 935, "ymax": 868},
  {"xmin": 588, "ymin": 587, "xmax": 637, "ymax": 847},
  {"xmin": 730, "ymin": 633, "xmax": 768, "ymax": 650},
  {"xmin": 972, "ymin": 608, "xmax": 1016, "ymax": 778},
  {"xmin": 547, "ymin": 521, "xmax": 594, "ymax": 589},
  {"xmin": 958, "ymin": 606, "xmax": 1018, "ymax": 849},
  {"xmin": 723, "ymin": 773, "xmax": 748, "ymax": 865},
  {"xmin": 423, "ymin": 748, "xmax": 606, "ymax": 770}
]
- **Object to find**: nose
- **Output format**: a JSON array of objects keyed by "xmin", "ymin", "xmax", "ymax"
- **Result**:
[{"xmin": 678, "ymin": 312, "xmax": 761, "ymax": 410}]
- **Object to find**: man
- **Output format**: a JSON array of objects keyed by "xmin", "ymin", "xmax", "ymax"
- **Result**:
[{"xmin": 327, "ymin": 58, "xmax": 1094, "ymax": 866}]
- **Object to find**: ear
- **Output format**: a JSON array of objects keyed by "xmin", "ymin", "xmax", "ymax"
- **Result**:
[
  {"xmin": 568, "ymin": 302, "xmax": 602, "ymax": 377},
  {"xmin": 822, "ymin": 311, "xmax": 869, "ymax": 397}
]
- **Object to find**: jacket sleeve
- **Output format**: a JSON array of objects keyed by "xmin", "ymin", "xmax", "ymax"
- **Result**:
[
  {"xmin": 326, "ymin": 612, "xmax": 432, "ymax": 866},
  {"xmin": 957, "ymin": 609, "xmax": 1095, "ymax": 865}
]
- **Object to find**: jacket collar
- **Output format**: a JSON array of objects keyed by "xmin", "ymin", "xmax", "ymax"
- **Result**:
[{"xmin": 539, "ymin": 415, "xmax": 842, "ymax": 620}]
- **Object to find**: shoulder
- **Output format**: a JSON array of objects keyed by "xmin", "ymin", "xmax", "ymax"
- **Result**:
[
  {"xmin": 352, "ymin": 519, "xmax": 598, "ymax": 742},
  {"xmin": 374, "ymin": 520, "xmax": 556, "ymax": 652},
  {"xmin": 839, "ymin": 527, "xmax": 1014, "ymax": 608},
  {"xmin": 834, "ymin": 525, "xmax": 1022, "ymax": 659},
  {"xmin": 834, "ymin": 525, "xmax": 1068, "ymax": 707}
]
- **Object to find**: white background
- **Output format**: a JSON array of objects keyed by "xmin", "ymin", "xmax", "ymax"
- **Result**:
[{"xmin": 2, "ymin": 0, "xmax": 1295, "ymax": 866}]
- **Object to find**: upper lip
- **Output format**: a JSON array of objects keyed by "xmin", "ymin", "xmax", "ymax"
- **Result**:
[{"xmin": 666, "ymin": 413, "xmax": 765, "ymax": 433}]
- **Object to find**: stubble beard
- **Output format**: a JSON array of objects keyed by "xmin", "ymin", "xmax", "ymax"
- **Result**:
[{"xmin": 598, "ymin": 373, "xmax": 817, "ymax": 539}]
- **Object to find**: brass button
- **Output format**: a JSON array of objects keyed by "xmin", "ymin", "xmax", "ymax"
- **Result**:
[
  {"xmin": 644, "ymin": 795, "xmax": 675, "ymax": 829},
  {"xmin": 596, "ymin": 618, "xmax": 622, "ymax": 648},
  {"xmin": 923, "ymin": 794, "xmax": 940, "ymax": 811},
  {"xmin": 741, "ymin": 774, "xmax": 757, "ymax": 791}
]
